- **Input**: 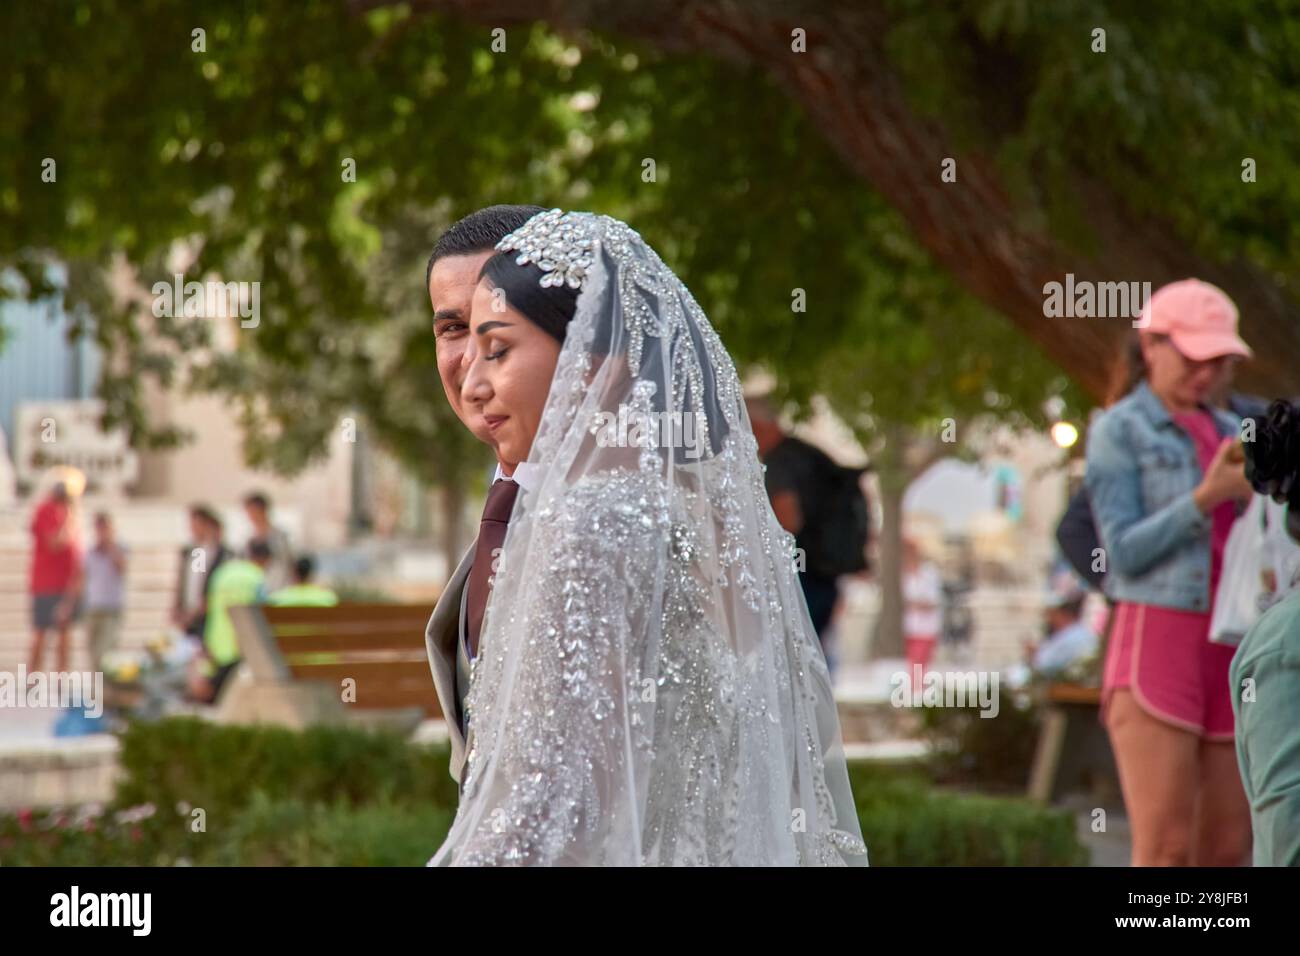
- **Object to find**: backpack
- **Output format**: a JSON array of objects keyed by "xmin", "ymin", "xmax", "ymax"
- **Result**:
[{"xmin": 802, "ymin": 451, "xmax": 871, "ymax": 577}]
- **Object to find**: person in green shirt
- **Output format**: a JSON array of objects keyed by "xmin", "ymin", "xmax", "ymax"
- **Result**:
[
  {"xmin": 266, "ymin": 555, "xmax": 338, "ymax": 608},
  {"xmin": 1230, "ymin": 398, "xmax": 1300, "ymax": 866},
  {"xmin": 192, "ymin": 539, "xmax": 270, "ymax": 704}
]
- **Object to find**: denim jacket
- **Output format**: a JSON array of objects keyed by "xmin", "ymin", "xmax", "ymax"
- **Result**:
[{"xmin": 1084, "ymin": 381, "xmax": 1240, "ymax": 612}]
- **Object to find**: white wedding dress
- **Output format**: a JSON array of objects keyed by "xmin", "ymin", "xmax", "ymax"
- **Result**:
[{"xmin": 429, "ymin": 210, "xmax": 868, "ymax": 866}]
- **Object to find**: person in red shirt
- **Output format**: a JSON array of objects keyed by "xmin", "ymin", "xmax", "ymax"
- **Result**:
[{"xmin": 27, "ymin": 482, "xmax": 82, "ymax": 673}]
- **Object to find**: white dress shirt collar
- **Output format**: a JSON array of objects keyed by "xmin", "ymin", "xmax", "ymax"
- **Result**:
[{"xmin": 494, "ymin": 461, "xmax": 544, "ymax": 492}]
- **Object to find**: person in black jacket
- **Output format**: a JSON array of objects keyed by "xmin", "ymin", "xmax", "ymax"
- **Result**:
[{"xmin": 746, "ymin": 397, "xmax": 842, "ymax": 640}]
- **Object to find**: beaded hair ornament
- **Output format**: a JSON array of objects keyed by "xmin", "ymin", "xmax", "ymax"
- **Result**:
[{"xmin": 494, "ymin": 208, "xmax": 596, "ymax": 290}]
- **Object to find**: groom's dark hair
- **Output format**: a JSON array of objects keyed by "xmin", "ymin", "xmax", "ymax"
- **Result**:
[{"xmin": 426, "ymin": 204, "xmax": 545, "ymax": 287}]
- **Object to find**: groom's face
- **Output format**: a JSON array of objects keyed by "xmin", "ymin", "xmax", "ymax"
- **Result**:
[{"xmin": 430, "ymin": 252, "xmax": 496, "ymax": 447}]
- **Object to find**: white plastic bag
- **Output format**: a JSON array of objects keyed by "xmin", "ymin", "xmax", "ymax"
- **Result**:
[
  {"xmin": 1260, "ymin": 497, "xmax": 1300, "ymax": 604},
  {"xmin": 1211, "ymin": 496, "xmax": 1266, "ymax": 646},
  {"xmin": 1212, "ymin": 496, "xmax": 1300, "ymax": 645}
]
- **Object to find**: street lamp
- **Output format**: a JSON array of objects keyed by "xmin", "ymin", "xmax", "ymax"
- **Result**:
[{"xmin": 1050, "ymin": 421, "xmax": 1079, "ymax": 449}]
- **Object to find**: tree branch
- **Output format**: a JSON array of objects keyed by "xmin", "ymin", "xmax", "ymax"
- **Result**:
[{"xmin": 372, "ymin": 0, "xmax": 1300, "ymax": 402}]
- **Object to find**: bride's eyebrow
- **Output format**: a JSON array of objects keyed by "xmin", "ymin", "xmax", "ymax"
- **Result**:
[{"xmin": 475, "ymin": 320, "xmax": 513, "ymax": 335}]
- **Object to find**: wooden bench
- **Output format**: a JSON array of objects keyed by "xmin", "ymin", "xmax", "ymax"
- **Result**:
[
  {"xmin": 1026, "ymin": 682, "xmax": 1120, "ymax": 804},
  {"xmin": 223, "ymin": 602, "xmax": 438, "ymax": 730}
]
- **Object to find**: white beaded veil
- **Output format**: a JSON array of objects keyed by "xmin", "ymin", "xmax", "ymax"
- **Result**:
[{"xmin": 429, "ymin": 210, "xmax": 868, "ymax": 866}]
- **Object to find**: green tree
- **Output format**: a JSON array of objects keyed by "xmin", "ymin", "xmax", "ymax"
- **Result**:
[{"xmin": 3, "ymin": 0, "xmax": 1295, "ymax": 645}]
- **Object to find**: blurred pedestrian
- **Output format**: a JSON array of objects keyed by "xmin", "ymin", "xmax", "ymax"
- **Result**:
[
  {"xmin": 746, "ymin": 395, "xmax": 870, "ymax": 678},
  {"xmin": 902, "ymin": 536, "xmax": 942, "ymax": 691},
  {"xmin": 1026, "ymin": 577, "xmax": 1098, "ymax": 678},
  {"xmin": 172, "ymin": 505, "xmax": 227, "ymax": 639},
  {"xmin": 191, "ymin": 539, "xmax": 271, "ymax": 704},
  {"xmin": 1086, "ymin": 278, "xmax": 1254, "ymax": 866},
  {"xmin": 82, "ymin": 512, "xmax": 128, "ymax": 672},
  {"xmin": 243, "ymin": 491, "xmax": 293, "ymax": 592},
  {"xmin": 266, "ymin": 555, "xmax": 338, "ymax": 607},
  {"xmin": 27, "ymin": 481, "xmax": 81, "ymax": 673}
]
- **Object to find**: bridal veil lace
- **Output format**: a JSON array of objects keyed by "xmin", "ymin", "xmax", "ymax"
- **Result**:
[{"xmin": 429, "ymin": 209, "xmax": 868, "ymax": 866}]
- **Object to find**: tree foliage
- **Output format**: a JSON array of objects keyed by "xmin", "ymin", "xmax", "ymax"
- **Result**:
[{"xmin": 10, "ymin": 0, "xmax": 1293, "ymax": 491}]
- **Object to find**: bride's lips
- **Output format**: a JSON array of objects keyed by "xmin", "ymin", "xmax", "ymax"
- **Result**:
[{"xmin": 483, "ymin": 414, "xmax": 509, "ymax": 433}]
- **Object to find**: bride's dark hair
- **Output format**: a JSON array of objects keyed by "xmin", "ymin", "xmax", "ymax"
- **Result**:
[
  {"xmin": 479, "ymin": 251, "xmax": 579, "ymax": 343},
  {"xmin": 1245, "ymin": 399, "xmax": 1300, "ymax": 509}
]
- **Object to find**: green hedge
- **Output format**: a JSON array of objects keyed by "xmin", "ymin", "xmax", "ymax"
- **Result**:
[
  {"xmin": 851, "ymin": 773, "xmax": 1088, "ymax": 866},
  {"xmin": 920, "ymin": 688, "xmax": 1043, "ymax": 792},
  {"xmin": 0, "ymin": 798, "xmax": 452, "ymax": 867},
  {"xmin": 0, "ymin": 718, "xmax": 1085, "ymax": 866},
  {"xmin": 198, "ymin": 796, "xmax": 452, "ymax": 867},
  {"xmin": 114, "ymin": 716, "xmax": 460, "ymax": 817}
]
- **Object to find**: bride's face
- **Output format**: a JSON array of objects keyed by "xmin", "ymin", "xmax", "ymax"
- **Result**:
[{"xmin": 462, "ymin": 279, "xmax": 563, "ymax": 469}]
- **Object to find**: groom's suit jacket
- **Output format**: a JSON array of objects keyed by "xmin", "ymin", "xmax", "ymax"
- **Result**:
[{"xmin": 425, "ymin": 542, "xmax": 476, "ymax": 785}]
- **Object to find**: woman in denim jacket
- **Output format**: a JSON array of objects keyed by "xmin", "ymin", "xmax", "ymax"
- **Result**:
[{"xmin": 1086, "ymin": 279, "xmax": 1255, "ymax": 866}]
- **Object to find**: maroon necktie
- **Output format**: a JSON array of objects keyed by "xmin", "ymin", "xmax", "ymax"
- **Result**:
[{"xmin": 465, "ymin": 478, "xmax": 519, "ymax": 658}]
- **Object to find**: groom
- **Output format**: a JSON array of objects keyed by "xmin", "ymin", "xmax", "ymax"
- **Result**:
[{"xmin": 423, "ymin": 204, "xmax": 543, "ymax": 787}]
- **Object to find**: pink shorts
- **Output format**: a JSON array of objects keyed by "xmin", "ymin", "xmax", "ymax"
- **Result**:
[{"xmin": 1101, "ymin": 601, "xmax": 1236, "ymax": 740}]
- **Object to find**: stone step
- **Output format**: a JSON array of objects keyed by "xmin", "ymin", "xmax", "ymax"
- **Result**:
[
  {"xmin": 0, "ymin": 586, "xmax": 175, "ymax": 609},
  {"xmin": 0, "ymin": 547, "xmax": 181, "ymax": 569},
  {"xmin": 0, "ymin": 733, "xmax": 122, "ymax": 812},
  {"xmin": 0, "ymin": 616, "xmax": 171, "ymax": 642}
]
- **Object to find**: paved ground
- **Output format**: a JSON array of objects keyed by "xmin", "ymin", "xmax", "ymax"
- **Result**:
[{"xmin": 0, "ymin": 703, "xmax": 65, "ymax": 742}]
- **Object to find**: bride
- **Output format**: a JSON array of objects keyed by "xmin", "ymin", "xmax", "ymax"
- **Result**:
[{"xmin": 429, "ymin": 209, "xmax": 868, "ymax": 866}]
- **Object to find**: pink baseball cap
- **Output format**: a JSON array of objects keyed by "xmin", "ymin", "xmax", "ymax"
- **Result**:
[{"xmin": 1141, "ymin": 278, "xmax": 1252, "ymax": 361}]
